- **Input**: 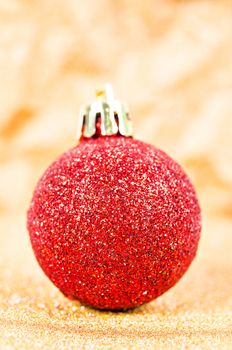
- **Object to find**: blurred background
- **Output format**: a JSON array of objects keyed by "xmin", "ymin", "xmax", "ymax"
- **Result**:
[{"xmin": 0, "ymin": 1, "xmax": 232, "ymax": 349}]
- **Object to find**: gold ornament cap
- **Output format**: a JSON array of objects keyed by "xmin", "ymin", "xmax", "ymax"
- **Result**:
[{"xmin": 77, "ymin": 84, "xmax": 133, "ymax": 140}]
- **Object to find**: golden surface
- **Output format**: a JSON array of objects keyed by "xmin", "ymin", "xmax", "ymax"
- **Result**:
[{"xmin": 0, "ymin": 1, "xmax": 232, "ymax": 349}]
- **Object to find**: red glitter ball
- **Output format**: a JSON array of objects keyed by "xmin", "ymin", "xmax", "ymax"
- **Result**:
[{"xmin": 27, "ymin": 136, "xmax": 201, "ymax": 310}]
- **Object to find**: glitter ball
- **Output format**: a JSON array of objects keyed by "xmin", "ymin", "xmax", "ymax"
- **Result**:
[{"xmin": 27, "ymin": 136, "xmax": 201, "ymax": 310}]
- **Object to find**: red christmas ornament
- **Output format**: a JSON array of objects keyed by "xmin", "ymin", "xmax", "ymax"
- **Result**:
[{"xmin": 27, "ymin": 85, "xmax": 201, "ymax": 310}]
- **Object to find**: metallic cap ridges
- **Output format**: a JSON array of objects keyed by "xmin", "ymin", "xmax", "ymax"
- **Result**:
[{"xmin": 77, "ymin": 84, "xmax": 133, "ymax": 140}]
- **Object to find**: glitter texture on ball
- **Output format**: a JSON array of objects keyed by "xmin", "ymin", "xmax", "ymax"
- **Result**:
[{"xmin": 27, "ymin": 136, "xmax": 201, "ymax": 310}]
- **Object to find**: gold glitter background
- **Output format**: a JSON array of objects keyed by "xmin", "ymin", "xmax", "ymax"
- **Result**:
[{"xmin": 0, "ymin": 0, "xmax": 232, "ymax": 349}]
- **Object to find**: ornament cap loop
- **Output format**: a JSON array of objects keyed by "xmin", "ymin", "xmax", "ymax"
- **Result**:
[{"xmin": 77, "ymin": 84, "xmax": 133, "ymax": 140}]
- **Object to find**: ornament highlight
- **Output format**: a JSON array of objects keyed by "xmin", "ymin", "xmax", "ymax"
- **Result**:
[{"xmin": 27, "ymin": 85, "xmax": 201, "ymax": 310}]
